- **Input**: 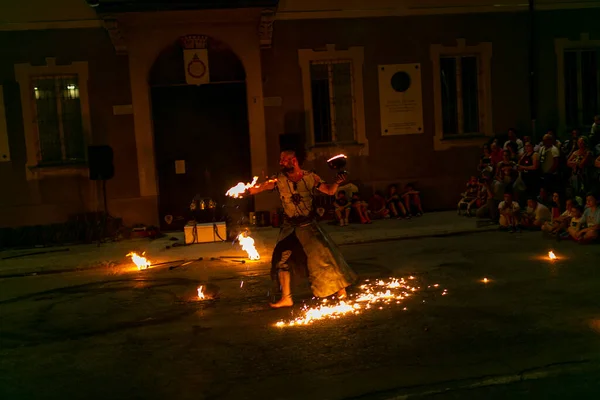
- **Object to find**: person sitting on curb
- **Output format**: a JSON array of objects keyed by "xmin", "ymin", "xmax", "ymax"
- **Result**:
[
  {"xmin": 542, "ymin": 198, "xmax": 574, "ymax": 236},
  {"xmin": 498, "ymin": 192, "xmax": 521, "ymax": 233},
  {"xmin": 351, "ymin": 192, "xmax": 372, "ymax": 224},
  {"xmin": 368, "ymin": 191, "xmax": 390, "ymax": 220},
  {"xmin": 520, "ymin": 197, "xmax": 551, "ymax": 230},
  {"xmin": 333, "ymin": 190, "xmax": 351, "ymax": 226},
  {"xmin": 402, "ymin": 183, "xmax": 424, "ymax": 217},
  {"xmin": 560, "ymin": 204, "xmax": 584, "ymax": 241},
  {"xmin": 574, "ymin": 193, "xmax": 600, "ymax": 244}
]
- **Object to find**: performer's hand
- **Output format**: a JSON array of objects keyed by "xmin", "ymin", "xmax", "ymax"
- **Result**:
[{"xmin": 334, "ymin": 172, "xmax": 347, "ymax": 184}]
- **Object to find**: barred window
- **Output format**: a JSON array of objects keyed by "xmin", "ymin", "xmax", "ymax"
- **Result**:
[
  {"xmin": 32, "ymin": 75, "xmax": 85, "ymax": 165},
  {"xmin": 564, "ymin": 48, "xmax": 599, "ymax": 128},
  {"xmin": 309, "ymin": 60, "xmax": 356, "ymax": 145},
  {"xmin": 440, "ymin": 55, "xmax": 480, "ymax": 136}
]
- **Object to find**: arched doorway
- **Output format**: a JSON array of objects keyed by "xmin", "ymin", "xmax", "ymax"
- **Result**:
[{"xmin": 150, "ymin": 37, "xmax": 252, "ymax": 231}]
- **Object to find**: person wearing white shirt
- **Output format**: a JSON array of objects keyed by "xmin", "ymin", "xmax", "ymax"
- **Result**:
[
  {"xmin": 503, "ymin": 128, "xmax": 524, "ymax": 156},
  {"xmin": 521, "ymin": 197, "xmax": 551, "ymax": 230}
]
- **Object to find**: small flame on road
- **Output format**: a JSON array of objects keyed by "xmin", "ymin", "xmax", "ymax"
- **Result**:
[
  {"xmin": 482, "ymin": 277, "xmax": 490, "ymax": 284},
  {"xmin": 197, "ymin": 286, "xmax": 205, "ymax": 300},
  {"xmin": 548, "ymin": 251, "xmax": 557, "ymax": 261},
  {"xmin": 127, "ymin": 252, "xmax": 151, "ymax": 270},
  {"xmin": 274, "ymin": 277, "xmax": 443, "ymax": 328},
  {"xmin": 237, "ymin": 232, "xmax": 260, "ymax": 260},
  {"xmin": 226, "ymin": 176, "xmax": 259, "ymax": 198}
]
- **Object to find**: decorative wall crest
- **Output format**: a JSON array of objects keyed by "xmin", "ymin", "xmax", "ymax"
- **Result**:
[
  {"xmin": 102, "ymin": 17, "xmax": 127, "ymax": 55},
  {"xmin": 180, "ymin": 35, "xmax": 208, "ymax": 50},
  {"xmin": 259, "ymin": 9, "xmax": 275, "ymax": 49}
]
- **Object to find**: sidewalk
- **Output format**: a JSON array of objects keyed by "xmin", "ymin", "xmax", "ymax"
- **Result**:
[{"xmin": 0, "ymin": 211, "xmax": 495, "ymax": 277}]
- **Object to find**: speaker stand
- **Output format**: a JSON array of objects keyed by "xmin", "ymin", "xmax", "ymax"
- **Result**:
[{"xmin": 97, "ymin": 179, "xmax": 109, "ymax": 247}]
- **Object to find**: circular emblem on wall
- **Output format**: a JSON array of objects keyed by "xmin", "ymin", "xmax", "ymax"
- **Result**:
[
  {"xmin": 390, "ymin": 71, "xmax": 411, "ymax": 93},
  {"xmin": 187, "ymin": 53, "xmax": 207, "ymax": 79}
]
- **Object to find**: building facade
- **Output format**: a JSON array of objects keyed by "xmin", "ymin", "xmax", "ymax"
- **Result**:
[{"xmin": 0, "ymin": 0, "xmax": 599, "ymax": 233}]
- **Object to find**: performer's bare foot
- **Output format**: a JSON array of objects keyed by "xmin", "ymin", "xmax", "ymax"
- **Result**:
[
  {"xmin": 336, "ymin": 288, "xmax": 348, "ymax": 300},
  {"xmin": 270, "ymin": 295, "xmax": 293, "ymax": 308}
]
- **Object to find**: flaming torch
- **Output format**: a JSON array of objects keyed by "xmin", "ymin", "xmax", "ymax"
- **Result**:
[
  {"xmin": 127, "ymin": 252, "xmax": 151, "ymax": 271},
  {"xmin": 236, "ymin": 232, "xmax": 260, "ymax": 260},
  {"xmin": 197, "ymin": 286, "xmax": 205, "ymax": 300},
  {"xmin": 226, "ymin": 176, "xmax": 259, "ymax": 198}
]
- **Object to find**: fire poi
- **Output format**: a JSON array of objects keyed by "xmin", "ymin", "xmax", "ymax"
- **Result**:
[
  {"xmin": 228, "ymin": 147, "xmax": 355, "ymax": 309},
  {"xmin": 548, "ymin": 251, "xmax": 557, "ymax": 261},
  {"xmin": 127, "ymin": 252, "xmax": 151, "ymax": 270},
  {"xmin": 236, "ymin": 232, "xmax": 260, "ymax": 260},
  {"xmin": 225, "ymin": 176, "xmax": 259, "ymax": 198}
]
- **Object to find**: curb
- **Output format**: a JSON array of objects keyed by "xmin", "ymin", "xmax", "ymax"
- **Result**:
[
  {"xmin": 350, "ymin": 359, "xmax": 600, "ymax": 399},
  {"xmin": 336, "ymin": 226, "xmax": 498, "ymax": 247}
]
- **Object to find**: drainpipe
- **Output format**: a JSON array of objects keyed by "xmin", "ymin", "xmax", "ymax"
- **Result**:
[{"xmin": 529, "ymin": 0, "xmax": 537, "ymax": 140}]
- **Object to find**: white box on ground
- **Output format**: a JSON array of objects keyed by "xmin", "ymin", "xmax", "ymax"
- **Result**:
[{"xmin": 184, "ymin": 222, "xmax": 226, "ymax": 244}]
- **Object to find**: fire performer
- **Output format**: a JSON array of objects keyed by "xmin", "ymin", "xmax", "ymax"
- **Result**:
[{"xmin": 249, "ymin": 149, "xmax": 357, "ymax": 308}]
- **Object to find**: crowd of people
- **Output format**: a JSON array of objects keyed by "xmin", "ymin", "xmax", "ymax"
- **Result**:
[
  {"xmin": 460, "ymin": 116, "xmax": 600, "ymax": 244},
  {"xmin": 332, "ymin": 183, "xmax": 424, "ymax": 226}
]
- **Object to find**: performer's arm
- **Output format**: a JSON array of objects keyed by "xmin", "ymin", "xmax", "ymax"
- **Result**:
[
  {"xmin": 316, "ymin": 173, "xmax": 347, "ymax": 196},
  {"xmin": 248, "ymin": 180, "xmax": 276, "ymax": 195}
]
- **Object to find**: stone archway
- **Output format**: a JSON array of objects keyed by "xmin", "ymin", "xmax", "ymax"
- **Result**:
[{"xmin": 149, "ymin": 36, "xmax": 252, "ymax": 231}]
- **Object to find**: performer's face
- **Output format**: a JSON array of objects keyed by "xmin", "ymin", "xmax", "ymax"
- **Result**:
[{"xmin": 279, "ymin": 152, "xmax": 297, "ymax": 174}]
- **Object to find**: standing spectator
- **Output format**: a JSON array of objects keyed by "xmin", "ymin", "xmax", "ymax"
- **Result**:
[
  {"xmin": 495, "ymin": 150, "xmax": 517, "ymax": 196},
  {"xmin": 562, "ymin": 129, "xmax": 581, "ymax": 160},
  {"xmin": 589, "ymin": 115, "xmax": 600, "ymax": 155},
  {"xmin": 503, "ymin": 128, "xmax": 524, "ymax": 156},
  {"xmin": 490, "ymin": 140, "xmax": 504, "ymax": 167},
  {"xmin": 498, "ymin": 192, "xmax": 521, "ymax": 232},
  {"xmin": 334, "ymin": 190, "xmax": 351, "ymax": 226},
  {"xmin": 479, "ymin": 144, "xmax": 493, "ymax": 173},
  {"xmin": 386, "ymin": 184, "xmax": 408, "ymax": 219},
  {"xmin": 517, "ymin": 141, "xmax": 540, "ymax": 197},
  {"xmin": 368, "ymin": 191, "xmax": 390, "ymax": 219},
  {"xmin": 351, "ymin": 192, "xmax": 372, "ymax": 224},
  {"xmin": 539, "ymin": 133, "xmax": 560, "ymax": 192},
  {"xmin": 575, "ymin": 193, "xmax": 600, "ymax": 244},
  {"xmin": 402, "ymin": 183, "xmax": 424, "ymax": 217},
  {"xmin": 520, "ymin": 197, "xmax": 551, "ymax": 230},
  {"xmin": 567, "ymin": 137, "xmax": 594, "ymax": 195}
]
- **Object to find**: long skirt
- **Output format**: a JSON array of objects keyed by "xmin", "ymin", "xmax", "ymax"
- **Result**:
[{"xmin": 271, "ymin": 220, "xmax": 357, "ymax": 298}]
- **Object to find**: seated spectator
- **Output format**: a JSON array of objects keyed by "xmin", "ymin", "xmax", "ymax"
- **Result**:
[
  {"xmin": 575, "ymin": 193, "xmax": 600, "ymax": 244},
  {"xmin": 503, "ymin": 128, "xmax": 524, "ymax": 156},
  {"xmin": 351, "ymin": 192, "xmax": 371, "ymax": 224},
  {"xmin": 386, "ymin": 184, "xmax": 408, "ymax": 219},
  {"xmin": 542, "ymin": 198, "xmax": 574, "ymax": 235},
  {"xmin": 458, "ymin": 176, "xmax": 479, "ymax": 216},
  {"xmin": 520, "ymin": 197, "xmax": 551, "ymax": 230},
  {"xmin": 368, "ymin": 191, "xmax": 390, "ymax": 220},
  {"xmin": 537, "ymin": 187, "xmax": 552, "ymax": 207},
  {"xmin": 564, "ymin": 204, "xmax": 584, "ymax": 241},
  {"xmin": 402, "ymin": 183, "xmax": 424, "ymax": 217},
  {"xmin": 549, "ymin": 192, "xmax": 563, "ymax": 221},
  {"xmin": 498, "ymin": 192, "xmax": 520, "ymax": 232},
  {"xmin": 490, "ymin": 140, "xmax": 504, "ymax": 167},
  {"xmin": 333, "ymin": 190, "xmax": 351, "ymax": 226}
]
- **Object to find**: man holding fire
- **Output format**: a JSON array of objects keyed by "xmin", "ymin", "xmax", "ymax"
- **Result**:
[{"xmin": 248, "ymin": 148, "xmax": 357, "ymax": 308}]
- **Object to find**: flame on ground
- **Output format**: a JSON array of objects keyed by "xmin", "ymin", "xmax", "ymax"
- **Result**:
[
  {"xmin": 197, "ymin": 286, "xmax": 205, "ymax": 300},
  {"xmin": 127, "ymin": 252, "xmax": 151, "ymax": 270},
  {"xmin": 237, "ymin": 232, "xmax": 260, "ymax": 260},
  {"xmin": 274, "ymin": 277, "xmax": 445, "ymax": 328},
  {"xmin": 548, "ymin": 251, "xmax": 557, "ymax": 260},
  {"xmin": 226, "ymin": 176, "xmax": 259, "ymax": 198}
]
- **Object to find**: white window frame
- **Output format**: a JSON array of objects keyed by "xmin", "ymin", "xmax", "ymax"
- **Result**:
[
  {"xmin": 0, "ymin": 85, "xmax": 10, "ymax": 162},
  {"xmin": 14, "ymin": 58, "xmax": 91, "ymax": 180},
  {"xmin": 555, "ymin": 33, "xmax": 600, "ymax": 133},
  {"xmin": 430, "ymin": 39, "xmax": 493, "ymax": 151},
  {"xmin": 298, "ymin": 44, "xmax": 368, "ymax": 160}
]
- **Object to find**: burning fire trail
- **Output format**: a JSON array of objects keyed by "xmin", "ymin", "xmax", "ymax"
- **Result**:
[
  {"xmin": 226, "ymin": 176, "xmax": 259, "ymax": 198},
  {"xmin": 274, "ymin": 277, "xmax": 445, "ymax": 328},
  {"xmin": 548, "ymin": 251, "xmax": 557, "ymax": 261},
  {"xmin": 237, "ymin": 232, "xmax": 260, "ymax": 260},
  {"xmin": 127, "ymin": 252, "xmax": 151, "ymax": 270},
  {"xmin": 197, "ymin": 286, "xmax": 205, "ymax": 300}
]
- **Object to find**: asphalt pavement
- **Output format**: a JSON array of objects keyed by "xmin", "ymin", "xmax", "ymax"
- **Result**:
[{"xmin": 1, "ymin": 230, "xmax": 600, "ymax": 399}]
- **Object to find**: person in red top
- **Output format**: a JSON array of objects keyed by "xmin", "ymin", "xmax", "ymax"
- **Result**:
[
  {"xmin": 368, "ymin": 191, "xmax": 390, "ymax": 219},
  {"xmin": 490, "ymin": 140, "xmax": 504, "ymax": 167}
]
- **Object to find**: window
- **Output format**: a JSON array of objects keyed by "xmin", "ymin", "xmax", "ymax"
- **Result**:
[
  {"xmin": 430, "ymin": 40, "xmax": 493, "ymax": 151},
  {"xmin": 440, "ymin": 56, "xmax": 480, "ymax": 135},
  {"xmin": 310, "ymin": 60, "xmax": 356, "ymax": 144},
  {"xmin": 32, "ymin": 75, "xmax": 85, "ymax": 165},
  {"xmin": 298, "ymin": 45, "xmax": 368, "ymax": 159},
  {"xmin": 15, "ymin": 58, "xmax": 91, "ymax": 179},
  {"xmin": 563, "ymin": 48, "xmax": 599, "ymax": 128}
]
